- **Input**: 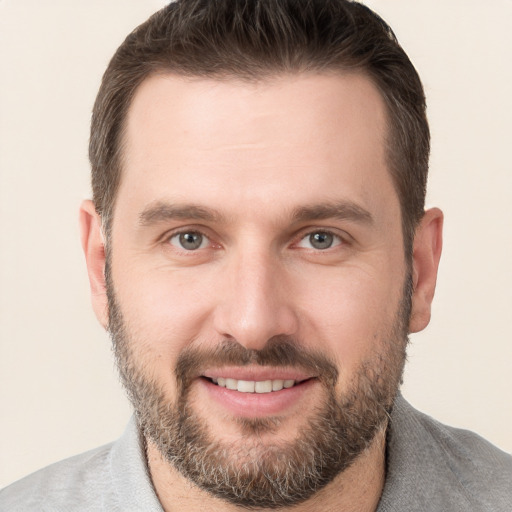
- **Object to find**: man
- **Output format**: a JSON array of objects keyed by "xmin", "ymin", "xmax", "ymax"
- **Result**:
[{"xmin": 1, "ymin": 0, "xmax": 511, "ymax": 510}]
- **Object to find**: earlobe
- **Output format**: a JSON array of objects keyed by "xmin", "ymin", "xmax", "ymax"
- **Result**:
[
  {"xmin": 409, "ymin": 208, "xmax": 443, "ymax": 334},
  {"xmin": 79, "ymin": 200, "xmax": 109, "ymax": 329}
]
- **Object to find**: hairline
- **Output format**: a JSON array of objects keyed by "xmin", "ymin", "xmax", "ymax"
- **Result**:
[{"xmin": 100, "ymin": 67, "xmax": 417, "ymax": 258}]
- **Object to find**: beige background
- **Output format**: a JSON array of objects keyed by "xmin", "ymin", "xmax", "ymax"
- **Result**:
[{"xmin": 1, "ymin": 0, "xmax": 511, "ymax": 488}]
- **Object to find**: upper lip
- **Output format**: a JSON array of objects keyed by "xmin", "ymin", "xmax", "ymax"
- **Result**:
[{"xmin": 202, "ymin": 366, "xmax": 316, "ymax": 382}]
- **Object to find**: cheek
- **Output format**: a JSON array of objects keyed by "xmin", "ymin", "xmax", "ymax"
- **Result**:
[
  {"xmin": 294, "ymin": 265, "xmax": 405, "ymax": 372},
  {"xmin": 111, "ymin": 265, "xmax": 218, "ymax": 378}
]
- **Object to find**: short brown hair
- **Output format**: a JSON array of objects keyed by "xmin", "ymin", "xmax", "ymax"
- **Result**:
[{"xmin": 90, "ymin": 0, "xmax": 429, "ymax": 253}]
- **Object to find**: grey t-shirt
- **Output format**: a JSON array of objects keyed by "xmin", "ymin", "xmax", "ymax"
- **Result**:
[{"xmin": 1, "ymin": 395, "xmax": 511, "ymax": 511}]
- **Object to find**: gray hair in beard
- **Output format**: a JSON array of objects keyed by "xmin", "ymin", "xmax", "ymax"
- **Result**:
[{"xmin": 106, "ymin": 257, "xmax": 412, "ymax": 508}]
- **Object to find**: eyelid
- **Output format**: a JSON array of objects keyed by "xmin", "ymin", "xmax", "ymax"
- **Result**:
[
  {"xmin": 293, "ymin": 227, "xmax": 351, "ymax": 250},
  {"xmin": 161, "ymin": 225, "xmax": 221, "ymax": 253},
  {"xmin": 159, "ymin": 225, "xmax": 351, "ymax": 251},
  {"xmin": 160, "ymin": 224, "xmax": 208, "ymax": 241},
  {"xmin": 168, "ymin": 231, "xmax": 209, "ymax": 250}
]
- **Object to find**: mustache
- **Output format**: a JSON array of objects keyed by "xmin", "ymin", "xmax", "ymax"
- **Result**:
[{"xmin": 175, "ymin": 336, "xmax": 339, "ymax": 390}]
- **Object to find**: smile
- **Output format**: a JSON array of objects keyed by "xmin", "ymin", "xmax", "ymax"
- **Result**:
[
  {"xmin": 210, "ymin": 377, "xmax": 298, "ymax": 393},
  {"xmin": 200, "ymin": 371, "xmax": 317, "ymax": 417}
]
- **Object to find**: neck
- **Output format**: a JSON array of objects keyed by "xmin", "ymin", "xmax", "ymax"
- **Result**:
[{"xmin": 146, "ymin": 425, "xmax": 387, "ymax": 512}]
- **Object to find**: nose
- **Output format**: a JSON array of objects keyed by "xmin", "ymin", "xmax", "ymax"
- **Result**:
[{"xmin": 212, "ymin": 248, "xmax": 299, "ymax": 351}]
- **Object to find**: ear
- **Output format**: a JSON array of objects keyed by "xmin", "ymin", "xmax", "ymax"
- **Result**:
[
  {"xmin": 409, "ymin": 207, "xmax": 443, "ymax": 333},
  {"xmin": 79, "ymin": 199, "xmax": 109, "ymax": 329}
]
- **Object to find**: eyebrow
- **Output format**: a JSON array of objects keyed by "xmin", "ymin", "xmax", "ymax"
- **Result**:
[
  {"xmin": 291, "ymin": 201, "xmax": 374, "ymax": 225},
  {"xmin": 138, "ymin": 200, "xmax": 373, "ymax": 227},
  {"xmin": 139, "ymin": 202, "xmax": 222, "ymax": 226}
]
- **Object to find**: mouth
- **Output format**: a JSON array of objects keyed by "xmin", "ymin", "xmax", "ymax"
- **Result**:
[
  {"xmin": 196, "ymin": 366, "xmax": 317, "ymax": 418},
  {"xmin": 206, "ymin": 377, "xmax": 307, "ymax": 393}
]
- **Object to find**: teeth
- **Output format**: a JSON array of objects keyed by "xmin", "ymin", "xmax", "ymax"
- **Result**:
[
  {"xmin": 211, "ymin": 377, "xmax": 297, "ymax": 393},
  {"xmin": 225, "ymin": 378, "xmax": 238, "ymax": 390},
  {"xmin": 237, "ymin": 380, "xmax": 255, "ymax": 393},
  {"xmin": 272, "ymin": 379, "xmax": 284, "ymax": 391},
  {"xmin": 255, "ymin": 380, "xmax": 272, "ymax": 393}
]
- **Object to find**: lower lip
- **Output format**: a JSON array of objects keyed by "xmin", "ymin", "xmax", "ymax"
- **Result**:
[{"xmin": 199, "ymin": 377, "xmax": 317, "ymax": 417}]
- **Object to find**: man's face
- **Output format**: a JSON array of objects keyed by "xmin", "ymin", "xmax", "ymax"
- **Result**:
[{"xmin": 106, "ymin": 73, "xmax": 410, "ymax": 506}]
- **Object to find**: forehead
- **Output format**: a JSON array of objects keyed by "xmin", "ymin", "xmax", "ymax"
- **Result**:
[{"xmin": 117, "ymin": 72, "xmax": 396, "ymax": 227}]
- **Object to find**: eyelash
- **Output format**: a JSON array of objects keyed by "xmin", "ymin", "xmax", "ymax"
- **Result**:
[
  {"xmin": 166, "ymin": 229, "xmax": 214, "ymax": 253},
  {"xmin": 164, "ymin": 227, "xmax": 348, "ymax": 253},
  {"xmin": 296, "ymin": 230, "xmax": 344, "ymax": 251}
]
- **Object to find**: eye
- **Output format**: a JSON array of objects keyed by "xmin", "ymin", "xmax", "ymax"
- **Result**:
[
  {"xmin": 169, "ymin": 231, "xmax": 209, "ymax": 251},
  {"xmin": 297, "ymin": 231, "xmax": 342, "ymax": 250}
]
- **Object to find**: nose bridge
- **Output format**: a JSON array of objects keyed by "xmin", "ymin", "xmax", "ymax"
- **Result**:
[{"xmin": 213, "ymin": 244, "xmax": 297, "ymax": 349}]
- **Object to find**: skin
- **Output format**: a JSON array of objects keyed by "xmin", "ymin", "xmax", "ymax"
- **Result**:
[{"xmin": 80, "ymin": 72, "xmax": 443, "ymax": 511}]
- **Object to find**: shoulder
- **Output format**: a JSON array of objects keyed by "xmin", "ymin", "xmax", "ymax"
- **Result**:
[
  {"xmin": 380, "ymin": 395, "xmax": 512, "ymax": 512},
  {"xmin": 0, "ymin": 443, "xmax": 115, "ymax": 512},
  {"xmin": 0, "ymin": 417, "xmax": 163, "ymax": 512},
  {"xmin": 408, "ymin": 400, "xmax": 512, "ymax": 488},
  {"xmin": 416, "ymin": 404, "xmax": 512, "ymax": 477}
]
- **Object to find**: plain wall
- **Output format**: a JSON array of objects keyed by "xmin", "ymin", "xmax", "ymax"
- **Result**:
[{"xmin": 1, "ymin": 0, "xmax": 511, "ymax": 488}]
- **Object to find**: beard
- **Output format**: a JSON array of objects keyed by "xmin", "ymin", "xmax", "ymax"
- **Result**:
[{"xmin": 106, "ymin": 266, "xmax": 412, "ymax": 509}]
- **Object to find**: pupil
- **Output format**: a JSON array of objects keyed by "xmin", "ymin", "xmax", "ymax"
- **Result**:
[
  {"xmin": 310, "ymin": 232, "xmax": 333, "ymax": 249},
  {"xmin": 180, "ymin": 232, "xmax": 202, "ymax": 250}
]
